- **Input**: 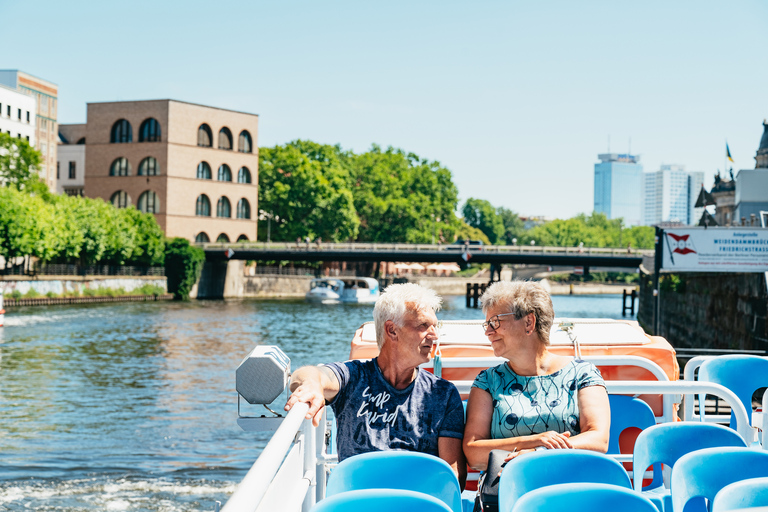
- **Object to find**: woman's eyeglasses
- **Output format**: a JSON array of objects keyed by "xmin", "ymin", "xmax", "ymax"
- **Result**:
[{"xmin": 482, "ymin": 313, "xmax": 516, "ymax": 331}]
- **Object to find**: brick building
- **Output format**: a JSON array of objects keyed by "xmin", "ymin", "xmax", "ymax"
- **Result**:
[{"xmin": 75, "ymin": 99, "xmax": 259, "ymax": 242}]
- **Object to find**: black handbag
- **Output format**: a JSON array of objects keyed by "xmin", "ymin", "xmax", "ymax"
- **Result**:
[{"xmin": 476, "ymin": 449, "xmax": 509, "ymax": 512}]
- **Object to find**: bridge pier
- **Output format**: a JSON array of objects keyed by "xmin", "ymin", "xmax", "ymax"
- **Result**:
[{"xmin": 196, "ymin": 260, "xmax": 244, "ymax": 299}]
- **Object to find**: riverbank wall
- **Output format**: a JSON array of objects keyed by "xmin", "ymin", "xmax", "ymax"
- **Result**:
[
  {"xmin": 637, "ymin": 269, "xmax": 768, "ymax": 351},
  {"xmin": 0, "ymin": 275, "xmax": 167, "ymax": 297}
]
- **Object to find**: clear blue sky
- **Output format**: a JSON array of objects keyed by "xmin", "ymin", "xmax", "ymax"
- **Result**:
[{"xmin": 3, "ymin": 0, "xmax": 767, "ymax": 219}]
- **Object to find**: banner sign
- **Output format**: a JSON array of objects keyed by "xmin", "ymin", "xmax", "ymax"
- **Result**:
[{"xmin": 661, "ymin": 228, "xmax": 768, "ymax": 272}]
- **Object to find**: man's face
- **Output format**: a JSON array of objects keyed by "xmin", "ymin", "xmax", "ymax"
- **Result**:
[{"xmin": 393, "ymin": 305, "xmax": 439, "ymax": 366}]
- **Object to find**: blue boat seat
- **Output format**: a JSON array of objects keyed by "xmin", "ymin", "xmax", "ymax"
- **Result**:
[
  {"xmin": 509, "ymin": 482, "xmax": 658, "ymax": 512},
  {"xmin": 670, "ymin": 447, "xmax": 768, "ymax": 512},
  {"xmin": 711, "ymin": 476, "xmax": 768, "ymax": 512},
  {"xmin": 608, "ymin": 395, "xmax": 662, "ymax": 489},
  {"xmin": 498, "ymin": 449, "xmax": 632, "ymax": 512},
  {"xmin": 311, "ymin": 488, "xmax": 453, "ymax": 512},
  {"xmin": 633, "ymin": 422, "xmax": 747, "ymax": 512},
  {"xmin": 325, "ymin": 451, "xmax": 462, "ymax": 512}
]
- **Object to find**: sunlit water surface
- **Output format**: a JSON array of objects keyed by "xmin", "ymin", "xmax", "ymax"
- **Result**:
[{"xmin": 0, "ymin": 294, "xmax": 633, "ymax": 511}]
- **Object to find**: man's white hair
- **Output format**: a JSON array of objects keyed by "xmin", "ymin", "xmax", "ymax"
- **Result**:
[{"xmin": 373, "ymin": 283, "xmax": 442, "ymax": 349}]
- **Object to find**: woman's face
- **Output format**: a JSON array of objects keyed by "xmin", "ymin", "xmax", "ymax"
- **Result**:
[{"xmin": 483, "ymin": 304, "xmax": 527, "ymax": 359}]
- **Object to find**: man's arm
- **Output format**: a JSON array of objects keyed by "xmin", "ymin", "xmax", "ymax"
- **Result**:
[
  {"xmin": 283, "ymin": 365, "xmax": 341, "ymax": 427},
  {"xmin": 438, "ymin": 436, "xmax": 467, "ymax": 491}
]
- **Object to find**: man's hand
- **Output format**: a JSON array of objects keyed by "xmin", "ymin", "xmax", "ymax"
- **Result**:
[{"xmin": 284, "ymin": 381, "xmax": 326, "ymax": 427}]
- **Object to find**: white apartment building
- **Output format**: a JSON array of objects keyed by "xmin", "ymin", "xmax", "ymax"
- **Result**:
[
  {"xmin": 0, "ymin": 83, "xmax": 36, "ymax": 145},
  {"xmin": 642, "ymin": 165, "xmax": 704, "ymax": 225},
  {"xmin": 57, "ymin": 124, "xmax": 86, "ymax": 196}
]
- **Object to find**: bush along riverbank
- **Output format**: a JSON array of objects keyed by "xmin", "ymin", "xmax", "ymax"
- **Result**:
[{"xmin": 3, "ymin": 283, "xmax": 171, "ymax": 307}]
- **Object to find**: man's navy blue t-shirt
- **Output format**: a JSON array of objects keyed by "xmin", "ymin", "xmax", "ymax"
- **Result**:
[{"xmin": 325, "ymin": 358, "xmax": 465, "ymax": 462}]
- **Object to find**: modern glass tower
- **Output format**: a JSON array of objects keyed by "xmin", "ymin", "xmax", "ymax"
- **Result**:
[
  {"xmin": 593, "ymin": 153, "xmax": 643, "ymax": 226},
  {"xmin": 642, "ymin": 165, "xmax": 703, "ymax": 225}
]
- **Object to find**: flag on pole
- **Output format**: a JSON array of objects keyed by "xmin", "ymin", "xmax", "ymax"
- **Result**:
[{"xmin": 726, "ymin": 142, "xmax": 734, "ymax": 163}]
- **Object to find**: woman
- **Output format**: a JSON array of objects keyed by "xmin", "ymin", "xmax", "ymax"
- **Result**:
[{"xmin": 463, "ymin": 280, "xmax": 610, "ymax": 474}]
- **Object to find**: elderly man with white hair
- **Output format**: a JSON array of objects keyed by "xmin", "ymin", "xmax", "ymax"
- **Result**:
[{"xmin": 284, "ymin": 283, "xmax": 466, "ymax": 487}]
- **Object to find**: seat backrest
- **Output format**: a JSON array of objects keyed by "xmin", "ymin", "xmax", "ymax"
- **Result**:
[
  {"xmin": 633, "ymin": 423, "xmax": 747, "ymax": 492},
  {"xmin": 311, "ymin": 489, "xmax": 453, "ymax": 512},
  {"xmin": 498, "ymin": 449, "xmax": 632, "ymax": 512},
  {"xmin": 711, "ymin": 476, "xmax": 768, "ymax": 512},
  {"xmin": 698, "ymin": 355, "xmax": 768, "ymax": 429},
  {"xmin": 670, "ymin": 447, "xmax": 768, "ymax": 512},
  {"xmin": 325, "ymin": 451, "xmax": 462, "ymax": 512},
  {"xmin": 508, "ymin": 482, "xmax": 658, "ymax": 512},
  {"xmin": 608, "ymin": 395, "xmax": 661, "ymax": 488}
]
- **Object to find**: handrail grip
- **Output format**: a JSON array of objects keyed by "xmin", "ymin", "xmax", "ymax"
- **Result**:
[{"xmin": 221, "ymin": 403, "xmax": 309, "ymax": 512}]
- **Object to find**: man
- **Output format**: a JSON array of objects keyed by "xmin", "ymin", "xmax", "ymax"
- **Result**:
[{"xmin": 284, "ymin": 283, "xmax": 466, "ymax": 487}]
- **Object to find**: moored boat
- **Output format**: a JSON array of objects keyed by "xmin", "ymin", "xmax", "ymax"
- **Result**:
[{"xmin": 305, "ymin": 277, "xmax": 380, "ymax": 304}]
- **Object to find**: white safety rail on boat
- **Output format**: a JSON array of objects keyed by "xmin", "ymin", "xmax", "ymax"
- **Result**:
[
  {"xmin": 222, "ymin": 403, "xmax": 321, "ymax": 512},
  {"xmin": 423, "ymin": 355, "xmax": 675, "ymax": 422},
  {"xmin": 682, "ymin": 355, "xmax": 768, "ymax": 430}
]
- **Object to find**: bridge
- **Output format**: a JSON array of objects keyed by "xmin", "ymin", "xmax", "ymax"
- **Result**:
[{"xmin": 201, "ymin": 242, "xmax": 651, "ymax": 269}]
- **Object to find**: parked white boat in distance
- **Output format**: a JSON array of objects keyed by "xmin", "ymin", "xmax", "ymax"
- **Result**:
[{"xmin": 305, "ymin": 277, "xmax": 380, "ymax": 304}]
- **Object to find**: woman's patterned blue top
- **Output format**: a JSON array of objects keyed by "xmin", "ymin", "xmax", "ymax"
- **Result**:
[{"xmin": 472, "ymin": 359, "xmax": 605, "ymax": 439}]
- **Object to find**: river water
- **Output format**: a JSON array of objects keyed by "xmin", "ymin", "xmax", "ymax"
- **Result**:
[{"xmin": 0, "ymin": 294, "xmax": 634, "ymax": 511}]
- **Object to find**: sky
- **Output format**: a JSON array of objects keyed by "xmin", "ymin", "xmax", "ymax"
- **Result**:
[{"xmin": 2, "ymin": 0, "xmax": 767, "ymax": 219}]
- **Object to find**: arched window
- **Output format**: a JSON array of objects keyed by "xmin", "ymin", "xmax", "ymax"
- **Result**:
[
  {"xmin": 217, "ymin": 196, "xmax": 231, "ymax": 218},
  {"xmin": 196, "ymin": 194, "xmax": 211, "ymax": 216},
  {"xmin": 138, "ymin": 118, "xmax": 161, "ymax": 142},
  {"xmin": 195, "ymin": 232, "xmax": 210, "ymax": 243},
  {"xmin": 217, "ymin": 164, "xmax": 232, "ymax": 181},
  {"xmin": 196, "ymin": 161, "xmax": 212, "ymax": 180},
  {"xmin": 218, "ymin": 127, "xmax": 233, "ymax": 150},
  {"xmin": 110, "ymin": 119, "xmax": 132, "ymax": 143},
  {"xmin": 138, "ymin": 157, "xmax": 159, "ymax": 176},
  {"xmin": 110, "ymin": 157, "xmax": 131, "ymax": 176},
  {"xmin": 76, "ymin": 137, "xmax": 85, "ymax": 144},
  {"xmin": 237, "ymin": 166, "xmax": 251, "ymax": 184},
  {"xmin": 138, "ymin": 191, "xmax": 160, "ymax": 214},
  {"xmin": 198, "ymin": 124, "xmax": 212, "ymax": 147},
  {"xmin": 237, "ymin": 234, "xmax": 249, "ymax": 242},
  {"xmin": 238, "ymin": 130, "xmax": 252, "ymax": 153},
  {"xmin": 110, "ymin": 190, "xmax": 131, "ymax": 208},
  {"xmin": 216, "ymin": 233, "xmax": 230, "ymax": 243},
  {"xmin": 237, "ymin": 198, "xmax": 251, "ymax": 219}
]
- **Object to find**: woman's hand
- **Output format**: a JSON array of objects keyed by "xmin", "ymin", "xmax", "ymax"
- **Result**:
[{"xmin": 533, "ymin": 430, "xmax": 572, "ymax": 450}]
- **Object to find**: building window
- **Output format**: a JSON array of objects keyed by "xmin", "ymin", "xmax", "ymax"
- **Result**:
[
  {"xmin": 237, "ymin": 234, "xmax": 249, "ymax": 242},
  {"xmin": 196, "ymin": 194, "xmax": 211, "ymax": 216},
  {"xmin": 76, "ymin": 137, "xmax": 85, "ymax": 144},
  {"xmin": 17, "ymin": 108, "xmax": 21, "ymax": 120},
  {"xmin": 218, "ymin": 127, "xmax": 233, "ymax": 150},
  {"xmin": 138, "ymin": 118, "xmax": 161, "ymax": 142},
  {"xmin": 41, "ymin": 143, "xmax": 47, "ymax": 155},
  {"xmin": 196, "ymin": 161, "xmax": 212, "ymax": 180},
  {"xmin": 217, "ymin": 233, "xmax": 230, "ymax": 243},
  {"xmin": 237, "ymin": 166, "xmax": 251, "ymax": 184},
  {"xmin": 110, "ymin": 190, "xmax": 131, "ymax": 208},
  {"xmin": 110, "ymin": 119, "xmax": 133, "ymax": 143},
  {"xmin": 195, "ymin": 232, "xmax": 210, "ymax": 243},
  {"xmin": 57, "ymin": 161, "xmax": 60, "ymax": 179},
  {"xmin": 237, "ymin": 198, "xmax": 251, "ymax": 219},
  {"xmin": 217, "ymin": 196, "xmax": 231, "ymax": 218},
  {"xmin": 217, "ymin": 164, "xmax": 232, "ymax": 181},
  {"xmin": 138, "ymin": 191, "xmax": 160, "ymax": 213},
  {"xmin": 6, "ymin": 105, "xmax": 10, "ymax": 117},
  {"xmin": 197, "ymin": 124, "xmax": 212, "ymax": 147},
  {"xmin": 26, "ymin": 111, "xmax": 30, "ymax": 123},
  {"xmin": 68, "ymin": 161, "xmax": 76, "ymax": 179},
  {"xmin": 110, "ymin": 157, "xmax": 131, "ymax": 176},
  {"xmin": 138, "ymin": 157, "xmax": 159, "ymax": 176},
  {"xmin": 238, "ymin": 130, "xmax": 253, "ymax": 153}
]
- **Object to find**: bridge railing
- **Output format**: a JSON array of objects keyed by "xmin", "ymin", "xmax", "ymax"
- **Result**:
[{"xmin": 199, "ymin": 241, "xmax": 653, "ymax": 257}]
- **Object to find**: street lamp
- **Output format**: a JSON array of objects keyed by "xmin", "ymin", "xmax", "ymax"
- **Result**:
[{"xmin": 259, "ymin": 210, "xmax": 274, "ymax": 243}]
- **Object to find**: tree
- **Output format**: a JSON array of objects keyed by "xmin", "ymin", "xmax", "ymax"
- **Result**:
[
  {"xmin": 350, "ymin": 146, "xmax": 459, "ymax": 243},
  {"xmin": 259, "ymin": 141, "xmax": 359, "ymax": 242},
  {"xmin": 462, "ymin": 198, "xmax": 504, "ymax": 244},
  {"xmin": 497, "ymin": 207, "xmax": 525, "ymax": 245},
  {"xmin": 0, "ymin": 133, "xmax": 48, "ymax": 196},
  {"xmin": 0, "ymin": 187, "xmax": 36, "ymax": 267},
  {"xmin": 165, "ymin": 238, "xmax": 205, "ymax": 300}
]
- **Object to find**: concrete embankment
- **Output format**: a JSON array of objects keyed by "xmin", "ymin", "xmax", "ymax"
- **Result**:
[{"xmin": 0, "ymin": 275, "xmax": 167, "ymax": 297}]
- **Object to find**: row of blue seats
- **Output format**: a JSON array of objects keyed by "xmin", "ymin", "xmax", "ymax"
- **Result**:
[{"xmin": 310, "ymin": 423, "xmax": 768, "ymax": 512}]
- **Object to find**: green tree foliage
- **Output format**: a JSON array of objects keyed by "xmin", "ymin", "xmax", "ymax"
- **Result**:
[
  {"xmin": 498, "ymin": 207, "xmax": 525, "ymax": 245},
  {"xmin": 350, "ymin": 145, "xmax": 459, "ymax": 243},
  {"xmin": 0, "ymin": 187, "xmax": 37, "ymax": 265},
  {"xmin": 520, "ymin": 212, "xmax": 654, "ymax": 249},
  {"xmin": 164, "ymin": 237, "xmax": 205, "ymax": 300},
  {"xmin": 259, "ymin": 140, "xmax": 359, "ymax": 242},
  {"xmin": 452, "ymin": 222, "xmax": 491, "ymax": 245},
  {"xmin": 462, "ymin": 198, "xmax": 505, "ymax": 244}
]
